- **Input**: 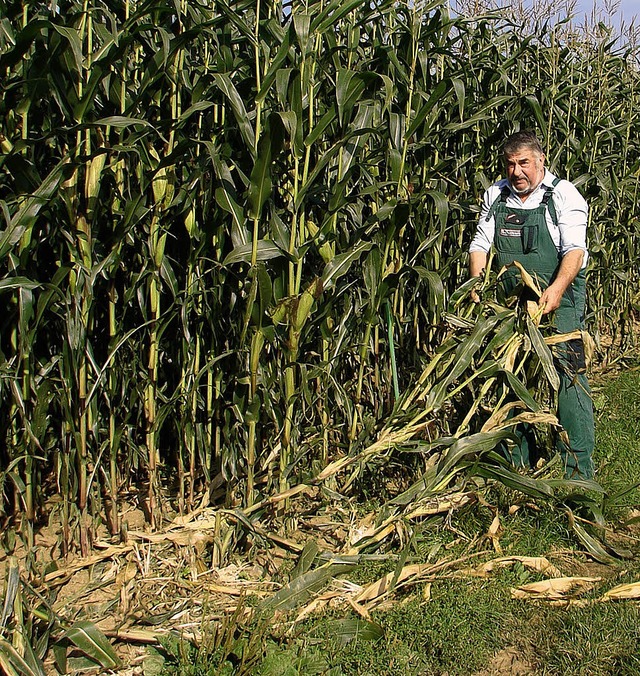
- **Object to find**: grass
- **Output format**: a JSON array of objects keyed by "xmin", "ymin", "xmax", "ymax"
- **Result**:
[
  {"xmin": 594, "ymin": 363, "xmax": 640, "ymax": 509},
  {"xmin": 155, "ymin": 363, "xmax": 640, "ymax": 675}
]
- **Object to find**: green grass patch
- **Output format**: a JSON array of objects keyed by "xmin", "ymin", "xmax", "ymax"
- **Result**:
[{"xmin": 594, "ymin": 364, "xmax": 640, "ymax": 511}]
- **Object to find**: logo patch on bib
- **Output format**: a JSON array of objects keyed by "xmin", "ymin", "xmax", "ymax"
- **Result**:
[{"xmin": 499, "ymin": 228, "xmax": 521, "ymax": 238}]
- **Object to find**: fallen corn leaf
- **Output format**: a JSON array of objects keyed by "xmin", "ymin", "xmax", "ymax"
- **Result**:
[
  {"xmin": 462, "ymin": 556, "xmax": 562, "ymax": 579},
  {"xmin": 511, "ymin": 576, "xmax": 600, "ymax": 600},
  {"xmin": 487, "ymin": 514, "xmax": 503, "ymax": 554},
  {"xmin": 602, "ymin": 581, "xmax": 640, "ymax": 601},
  {"xmin": 354, "ymin": 563, "xmax": 431, "ymax": 604}
]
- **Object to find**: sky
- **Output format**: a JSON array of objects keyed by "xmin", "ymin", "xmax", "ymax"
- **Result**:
[{"xmin": 573, "ymin": 0, "xmax": 640, "ymax": 25}]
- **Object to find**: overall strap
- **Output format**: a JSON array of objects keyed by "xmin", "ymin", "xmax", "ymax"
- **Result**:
[
  {"xmin": 485, "ymin": 185, "xmax": 511, "ymax": 222},
  {"xmin": 540, "ymin": 177, "xmax": 561, "ymax": 227}
]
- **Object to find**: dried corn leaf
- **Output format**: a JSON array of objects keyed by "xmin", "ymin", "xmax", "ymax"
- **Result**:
[
  {"xmin": 347, "ymin": 596, "xmax": 373, "ymax": 621},
  {"xmin": 128, "ymin": 530, "xmax": 213, "ymax": 548},
  {"xmin": 102, "ymin": 629, "xmax": 163, "ymax": 644},
  {"xmin": 294, "ymin": 592, "xmax": 342, "ymax": 623},
  {"xmin": 544, "ymin": 330, "xmax": 582, "ymax": 346},
  {"xmin": 492, "ymin": 410, "xmax": 559, "ymax": 431},
  {"xmin": 481, "ymin": 401, "xmax": 524, "ymax": 432},
  {"xmin": 487, "ymin": 514, "xmax": 503, "ymax": 553},
  {"xmin": 526, "ymin": 300, "xmax": 543, "ymax": 326},
  {"xmin": 405, "ymin": 491, "xmax": 476, "ymax": 520},
  {"xmin": 43, "ymin": 546, "xmax": 134, "ymax": 584},
  {"xmin": 511, "ymin": 576, "xmax": 600, "ymax": 600},
  {"xmin": 347, "ymin": 521, "xmax": 396, "ymax": 554},
  {"xmin": 461, "ymin": 556, "xmax": 562, "ymax": 578},
  {"xmin": 354, "ymin": 563, "xmax": 432, "ymax": 604},
  {"xmin": 581, "ymin": 330, "xmax": 596, "ymax": 366},
  {"xmin": 502, "ymin": 261, "xmax": 542, "ymax": 298},
  {"xmin": 602, "ymin": 582, "xmax": 640, "ymax": 601},
  {"xmin": 115, "ymin": 561, "xmax": 138, "ymax": 588}
]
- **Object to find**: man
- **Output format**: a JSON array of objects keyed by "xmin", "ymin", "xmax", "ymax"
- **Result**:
[{"xmin": 469, "ymin": 130, "xmax": 594, "ymax": 480}]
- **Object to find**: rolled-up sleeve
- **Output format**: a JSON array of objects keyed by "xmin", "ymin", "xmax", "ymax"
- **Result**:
[{"xmin": 554, "ymin": 180, "xmax": 588, "ymax": 259}]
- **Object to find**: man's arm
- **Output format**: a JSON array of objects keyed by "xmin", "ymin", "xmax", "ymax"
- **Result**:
[
  {"xmin": 538, "ymin": 249, "xmax": 584, "ymax": 314},
  {"xmin": 469, "ymin": 251, "xmax": 488, "ymax": 302},
  {"xmin": 470, "ymin": 251, "xmax": 488, "ymax": 278}
]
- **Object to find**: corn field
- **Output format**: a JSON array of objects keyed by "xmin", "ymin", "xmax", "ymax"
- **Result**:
[{"xmin": 0, "ymin": 0, "xmax": 639, "ymax": 556}]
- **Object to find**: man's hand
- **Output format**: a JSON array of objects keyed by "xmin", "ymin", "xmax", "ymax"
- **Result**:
[
  {"xmin": 538, "ymin": 283, "xmax": 564, "ymax": 314},
  {"xmin": 539, "ymin": 249, "xmax": 584, "ymax": 315}
]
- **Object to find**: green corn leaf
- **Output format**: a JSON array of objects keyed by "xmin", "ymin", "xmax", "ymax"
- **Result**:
[
  {"xmin": 0, "ymin": 638, "xmax": 35, "ymax": 676},
  {"xmin": 313, "ymin": 0, "xmax": 365, "ymax": 33},
  {"xmin": 502, "ymin": 370, "xmax": 542, "ymax": 412},
  {"xmin": 336, "ymin": 69, "xmax": 367, "ymax": 127},
  {"xmin": 21, "ymin": 642, "xmax": 46, "ymax": 676},
  {"xmin": 443, "ymin": 96, "xmax": 512, "ymax": 131},
  {"xmin": 424, "ymin": 189, "xmax": 450, "ymax": 232},
  {"xmin": 213, "ymin": 73, "xmax": 255, "ymax": 152},
  {"xmin": 248, "ymin": 114, "xmax": 286, "ymax": 219},
  {"xmin": 340, "ymin": 104, "xmax": 375, "ymax": 176},
  {"xmin": 291, "ymin": 540, "xmax": 320, "ymax": 579},
  {"xmin": 93, "ymin": 116, "xmax": 153, "ymax": 128},
  {"xmin": 262, "ymin": 563, "xmax": 354, "ymax": 613},
  {"xmin": 436, "ymin": 430, "xmax": 513, "ymax": 479},
  {"xmin": 51, "ymin": 25, "xmax": 84, "ymax": 75},
  {"xmin": 304, "ymin": 106, "xmax": 337, "ymax": 148},
  {"xmin": 247, "ymin": 143, "xmax": 272, "ymax": 219},
  {"xmin": 568, "ymin": 514, "xmax": 619, "ymax": 565},
  {"xmin": 0, "ymin": 277, "xmax": 40, "ymax": 292},
  {"xmin": 216, "ymin": 186, "xmax": 248, "ymax": 248},
  {"xmin": 177, "ymin": 101, "xmax": 215, "ymax": 124},
  {"xmin": 526, "ymin": 318, "xmax": 560, "ymax": 391},
  {"xmin": 405, "ymin": 80, "xmax": 448, "ymax": 138},
  {"xmin": 207, "ymin": 145, "xmax": 249, "ymax": 247},
  {"xmin": 278, "ymin": 110, "xmax": 303, "ymax": 160},
  {"xmin": 0, "ymin": 157, "xmax": 73, "ymax": 259},
  {"xmin": 524, "ymin": 94, "xmax": 546, "ymax": 130},
  {"xmin": 426, "ymin": 315, "xmax": 501, "ymax": 409},
  {"xmin": 293, "ymin": 13, "xmax": 312, "ymax": 53},
  {"xmin": 476, "ymin": 463, "xmax": 556, "ymax": 500},
  {"xmin": 60, "ymin": 621, "xmax": 120, "ymax": 669},
  {"xmin": 0, "ymin": 556, "xmax": 20, "ymax": 629},
  {"xmin": 211, "ymin": 0, "xmax": 257, "ymax": 45},
  {"xmin": 223, "ymin": 241, "xmax": 287, "ymax": 266},
  {"xmin": 321, "ymin": 241, "xmax": 373, "ymax": 291},
  {"xmin": 256, "ymin": 28, "xmax": 292, "ymax": 104},
  {"xmin": 324, "ymin": 618, "xmax": 384, "ymax": 646}
]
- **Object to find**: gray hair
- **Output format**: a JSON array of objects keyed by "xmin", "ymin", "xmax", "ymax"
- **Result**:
[{"xmin": 503, "ymin": 130, "xmax": 544, "ymax": 157}]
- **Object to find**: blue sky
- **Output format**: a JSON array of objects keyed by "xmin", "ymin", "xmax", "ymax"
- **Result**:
[{"xmin": 573, "ymin": 0, "xmax": 640, "ymax": 24}]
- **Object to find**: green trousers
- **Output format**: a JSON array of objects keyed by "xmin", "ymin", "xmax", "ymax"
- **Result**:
[{"xmin": 504, "ymin": 338, "xmax": 594, "ymax": 480}]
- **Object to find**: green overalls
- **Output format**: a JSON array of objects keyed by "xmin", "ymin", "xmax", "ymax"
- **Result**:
[{"xmin": 488, "ymin": 179, "xmax": 595, "ymax": 479}]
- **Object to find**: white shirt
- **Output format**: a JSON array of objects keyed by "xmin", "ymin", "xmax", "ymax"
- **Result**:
[{"xmin": 469, "ymin": 169, "xmax": 589, "ymax": 267}]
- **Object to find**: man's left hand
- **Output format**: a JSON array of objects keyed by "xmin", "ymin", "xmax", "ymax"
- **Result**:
[{"xmin": 538, "ymin": 284, "xmax": 563, "ymax": 314}]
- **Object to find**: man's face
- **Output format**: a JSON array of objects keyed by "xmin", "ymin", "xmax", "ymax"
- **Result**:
[{"xmin": 505, "ymin": 147, "xmax": 545, "ymax": 197}]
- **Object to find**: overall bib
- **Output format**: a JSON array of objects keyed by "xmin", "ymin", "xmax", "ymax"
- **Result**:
[{"xmin": 489, "ymin": 180, "xmax": 595, "ymax": 479}]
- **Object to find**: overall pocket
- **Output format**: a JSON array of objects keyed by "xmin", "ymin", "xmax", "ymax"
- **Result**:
[{"xmin": 495, "ymin": 211, "xmax": 529, "ymax": 255}]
